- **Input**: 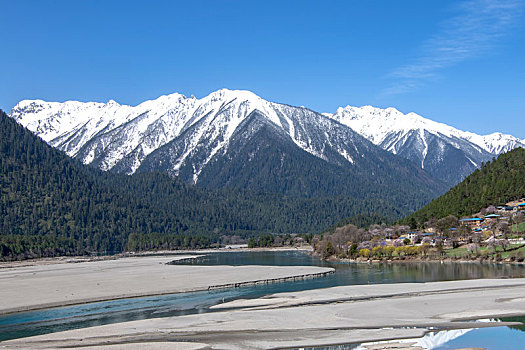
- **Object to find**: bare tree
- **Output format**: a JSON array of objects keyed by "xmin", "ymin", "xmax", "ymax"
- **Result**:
[
  {"xmin": 514, "ymin": 212, "xmax": 525, "ymax": 236},
  {"xmin": 398, "ymin": 225, "xmax": 410, "ymax": 236},
  {"xmin": 383, "ymin": 228, "xmax": 394, "ymax": 239},
  {"xmin": 436, "ymin": 215, "xmax": 459, "ymax": 236},
  {"xmin": 316, "ymin": 240, "xmax": 333, "ymax": 259},
  {"xmin": 486, "ymin": 237, "xmax": 497, "ymax": 252},
  {"xmin": 459, "ymin": 224, "xmax": 471, "ymax": 240},
  {"xmin": 334, "ymin": 224, "xmax": 366, "ymax": 246},
  {"xmin": 497, "ymin": 222, "xmax": 510, "ymax": 239},
  {"xmin": 424, "ymin": 218, "xmax": 437, "ymax": 230},
  {"xmin": 331, "ymin": 228, "xmax": 347, "ymax": 253},
  {"xmin": 498, "ymin": 239, "xmax": 510, "ymax": 252},
  {"xmin": 368, "ymin": 224, "xmax": 382, "ymax": 238},
  {"xmin": 393, "ymin": 239, "xmax": 404, "ymax": 248},
  {"xmin": 358, "ymin": 241, "xmax": 371, "ymax": 250},
  {"xmin": 369, "ymin": 224, "xmax": 381, "ymax": 231},
  {"xmin": 471, "ymin": 231, "xmax": 482, "ymax": 244},
  {"xmin": 467, "ymin": 243, "xmax": 479, "ymax": 257}
]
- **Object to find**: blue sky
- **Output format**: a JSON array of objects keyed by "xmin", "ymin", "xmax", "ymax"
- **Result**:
[{"xmin": 1, "ymin": 0, "xmax": 524, "ymax": 137}]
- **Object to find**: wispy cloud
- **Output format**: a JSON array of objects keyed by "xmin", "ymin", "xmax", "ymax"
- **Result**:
[{"xmin": 381, "ymin": 0, "xmax": 523, "ymax": 96}]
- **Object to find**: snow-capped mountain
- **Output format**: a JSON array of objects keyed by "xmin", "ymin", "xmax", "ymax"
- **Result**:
[
  {"xmin": 12, "ymin": 89, "xmax": 365, "ymax": 176},
  {"xmin": 328, "ymin": 105, "xmax": 525, "ymax": 185},
  {"xmin": 464, "ymin": 132, "xmax": 525, "ymax": 155},
  {"xmin": 9, "ymin": 89, "xmax": 446, "ymax": 212}
]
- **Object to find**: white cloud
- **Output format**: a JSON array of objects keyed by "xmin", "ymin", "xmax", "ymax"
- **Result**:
[{"xmin": 381, "ymin": 0, "xmax": 523, "ymax": 96}]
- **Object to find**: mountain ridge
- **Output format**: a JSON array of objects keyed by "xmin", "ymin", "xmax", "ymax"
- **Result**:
[
  {"xmin": 12, "ymin": 90, "xmax": 523, "ymax": 182},
  {"xmin": 327, "ymin": 104, "xmax": 524, "ymax": 185},
  {"xmin": 10, "ymin": 89, "xmax": 447, "ymax": 212}
]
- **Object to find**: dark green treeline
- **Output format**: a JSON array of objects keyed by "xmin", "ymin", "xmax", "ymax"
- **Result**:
[{"xmin": 402, "ymin": 147, "xmax": 525, "ymax": 226}]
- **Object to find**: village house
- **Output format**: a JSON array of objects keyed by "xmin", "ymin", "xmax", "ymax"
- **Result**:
[
  {"xmin": 459, "ymin": 217, "xmax": 484, "ymax": 227},
  {"xmin": 399, "ymin": 232, "xmax": 419, "ymax": 243},
  {"xmin": 498, "ymin": 206, "xmax": 516, "ymax": 212},
  {"xmin": 484, "ymin": 214, "xmax": 501, "ymax": 224}
]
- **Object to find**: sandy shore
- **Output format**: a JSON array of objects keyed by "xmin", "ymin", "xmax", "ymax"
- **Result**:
[
  {"xmin": 0, "ymin": 255, "xmax": 332, "ymax": 315},
  {"xmin": 3, "ymin": 277, "xmax": 525, "ymax": 349}
]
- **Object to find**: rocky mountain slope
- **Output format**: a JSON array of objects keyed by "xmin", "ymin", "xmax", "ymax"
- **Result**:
[{"xmin": 328, "ymin": 105, "xmax": 524, "ymax": 185}]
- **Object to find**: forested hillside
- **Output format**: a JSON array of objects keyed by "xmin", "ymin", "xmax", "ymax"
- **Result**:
[
  {"xmin": 401, "ymin": 147, "xmax": 525, "ymax": 226},
  {"xmin": 0, "ymin": 110, "xmax": 404, "ymax": 260}
]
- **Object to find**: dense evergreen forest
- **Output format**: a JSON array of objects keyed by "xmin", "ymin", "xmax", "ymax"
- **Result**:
[
  {"xmin": 0, "ymin": 110, "xmax": 406, "ymax": 260},
  {"xmin": 401, "ymin": 147, "xmax": 525, "ymax": 226}
]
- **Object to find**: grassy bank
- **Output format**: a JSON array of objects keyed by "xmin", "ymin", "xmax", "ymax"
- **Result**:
[{"xmin": 446, "ymin": 244, "xmax": 525, "ymax": 260}]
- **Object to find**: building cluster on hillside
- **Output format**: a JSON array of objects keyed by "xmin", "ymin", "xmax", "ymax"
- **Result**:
[
  {"xmin": 458, "ymin": 202, "xmax": 525, "ymax": 228},
  {"xmin": 313, "ymin": 200, "xmax": 525, "ymax": 260},
  {"xmin": 377, "ymin": 201, "xmax": 525, "ymax": 247}
]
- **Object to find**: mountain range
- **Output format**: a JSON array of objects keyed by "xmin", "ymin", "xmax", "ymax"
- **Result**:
[
  {"xmin": 10, "ymin": 89, "xmax": 448, "ymax": 212},
  {"xmin": 9, "ymin": 89, "xmax": 523, "ymax": 205}
]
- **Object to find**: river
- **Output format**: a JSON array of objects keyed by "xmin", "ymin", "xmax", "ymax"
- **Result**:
[{"xmin": 1, "ymin": 250, "xmax": 525, "ymax": 344}]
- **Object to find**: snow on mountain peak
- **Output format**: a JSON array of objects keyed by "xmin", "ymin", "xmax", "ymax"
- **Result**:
[
  {"xmin": 9, "ymin": 89, "xmax": 333, "ymax": 178},
  {"xmin": 330, "ymin": 104, "xmax": 523, "ymax": 155},
  {"xmin": 463, "ymin": 131, "xmax": 525, "ymax": 155},
  {"xmin": 326, "ymin": 103, "xmax": 525, "ymax": 184},
  {"xmin": 9, "ymin": 89, "xmax": 523, "ymax": 186}
]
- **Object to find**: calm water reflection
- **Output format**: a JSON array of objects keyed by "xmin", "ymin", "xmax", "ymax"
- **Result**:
[
  {"xmin": 1, "ymin": 250, "xmax": 524, "ymax": 341},
  {"xmin": 432, "ymin": 326, "xmax": 525, "ymax": 350},
  {"xmin": 306, "ymin": 326, "xmax": 525, "ymax": 350}
]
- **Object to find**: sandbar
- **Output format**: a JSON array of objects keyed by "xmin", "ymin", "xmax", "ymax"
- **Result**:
[
  {"xmin": 3, "ymin": 277, "xmax": 525, "ymax": 349},
  {"xmin": 0, "ymin": 255, "xmax": 333, "ymax": 315}
]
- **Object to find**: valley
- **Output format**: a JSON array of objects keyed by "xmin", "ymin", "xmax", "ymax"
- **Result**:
[{"xmin": 4, "ymin": 1, "xmax": 525, "ymax": 348}]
